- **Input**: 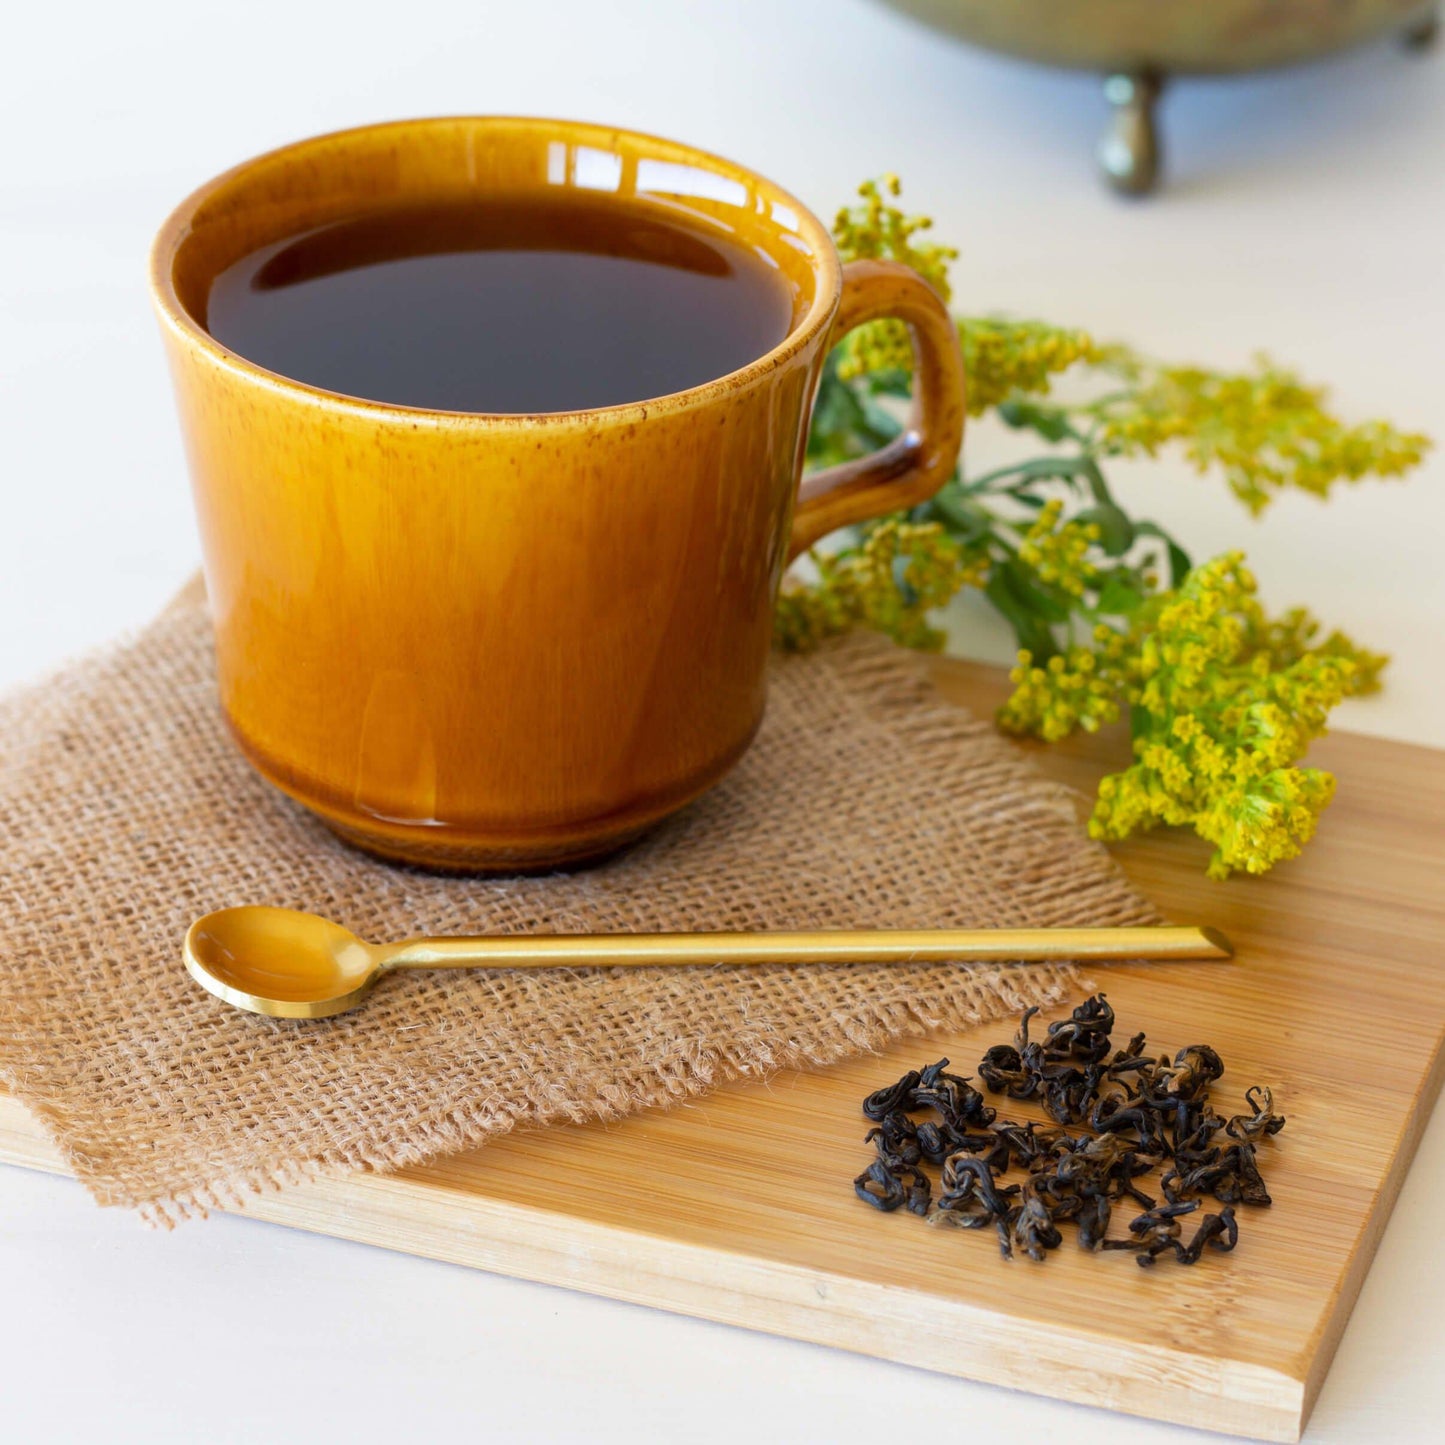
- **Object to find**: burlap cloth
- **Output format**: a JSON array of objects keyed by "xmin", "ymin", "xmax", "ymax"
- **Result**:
[{"xmin": 0, "ymin": 580, "xmax": 1156, "ymax": 1222}]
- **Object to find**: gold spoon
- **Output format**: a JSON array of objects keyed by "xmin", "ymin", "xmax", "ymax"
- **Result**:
[{"xmin": 184, "ymin": 906, "xmax": 1233, "ymax": 1020}]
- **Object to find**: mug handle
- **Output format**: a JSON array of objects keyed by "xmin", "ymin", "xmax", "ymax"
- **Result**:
[{"xmin": 788, "ymin": 258, "xmax": 967, "ymax": 560}]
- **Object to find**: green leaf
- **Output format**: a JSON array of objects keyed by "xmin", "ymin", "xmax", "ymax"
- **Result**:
[
  {"xmin": 985, "ymin": 568, "xmax": 1058, "ymax": 657},
  {"xmin": 808, "ymin": 361, "xmax": 897, "ymax": 465},
  {"xmin": 1079, "ymin": 457, "xmax": 1117, "ymax": 508},
  {"xmin": 1094, "ymin": 573, "xmax": 1146, "ymax": 616},
  {"xmin": 864, "ymin": 366, "xmax": 913, "ymax": 399},
  {"xmin": 924, "ymin": 486, "xmax": 993, "ymax": 540},
  {"xmin": 1134, "ymin": 522, "xmax": 1193, "ymax": 587},
  {"xmin": 1074, "ymin": 502, "xmax": 1135, "ymax": 557},
  {"xmin": 968, "ymin": 455, "xmax": 1092, "ymax": 493},
  {"xmin": 997, "ymin": 400, "xmax": 1076, "ymax": 443},
  {"xmin": 860, "ymin": 397, "xmax": 906, "ymax": 444},
  {"xmin": 1001, "ymin": 558, "xmax": 1072, "ymax": 624},
  {"xmin": 807, "ymin": 372, "xmax": 865, "ymax": 463},
  {"xmin": 1016, "ymin": 456, "xmax": 1094, "ymax": 482}
]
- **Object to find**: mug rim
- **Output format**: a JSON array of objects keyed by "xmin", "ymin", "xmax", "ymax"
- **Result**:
[{"xmin": 149, "ymin": 115, "xmax": 843, "ymax": 429}]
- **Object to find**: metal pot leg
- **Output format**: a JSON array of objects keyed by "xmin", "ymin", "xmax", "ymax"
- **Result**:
[
  {"xmin": 1401, "ymin": 4, "xmax": 1439, "ymax": 49},
  {"xmin": 1098, "ymin": 71, "xmax": 1164, "ymax": 196}
]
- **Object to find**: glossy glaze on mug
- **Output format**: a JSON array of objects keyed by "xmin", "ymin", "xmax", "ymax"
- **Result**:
[{"xmin": 151, "ymin": 118, "xmax": 965, "ymax": 871}]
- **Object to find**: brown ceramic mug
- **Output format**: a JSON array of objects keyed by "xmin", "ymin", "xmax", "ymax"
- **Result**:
[{"xmin": 151, "ymin": 118, "xmax": 965, "ymax": 871}]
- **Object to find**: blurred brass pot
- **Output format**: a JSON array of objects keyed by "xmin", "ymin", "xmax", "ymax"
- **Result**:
[{"xmin": 877, "ymin": 0, "xmax": 1438, "ymax": 192}]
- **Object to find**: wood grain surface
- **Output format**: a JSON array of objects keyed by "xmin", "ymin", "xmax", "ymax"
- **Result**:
[{"xmin": 3, "ymin": 657, "xmax": 1442, "ymax": 1442}]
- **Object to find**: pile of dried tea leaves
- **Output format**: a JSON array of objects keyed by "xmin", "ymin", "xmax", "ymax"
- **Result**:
[{"xmin": 852, "ymin": 995, "xmax": 1285, "ymax": 1266}]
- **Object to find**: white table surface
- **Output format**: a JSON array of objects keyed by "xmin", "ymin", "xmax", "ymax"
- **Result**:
[{"xmin": 2, "ymin": 2, "xmax": 1442, "ymax": 1440}]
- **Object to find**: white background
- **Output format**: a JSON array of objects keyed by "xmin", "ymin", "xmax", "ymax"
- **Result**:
[{"xmin": 1, "ymin": 2, "xmax": 1442, "ymax": 1441}]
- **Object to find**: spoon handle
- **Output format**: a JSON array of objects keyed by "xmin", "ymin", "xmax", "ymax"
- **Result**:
[{"xmin": 382, "ymin": 924, "xmax": 1231, "ymax": 971}]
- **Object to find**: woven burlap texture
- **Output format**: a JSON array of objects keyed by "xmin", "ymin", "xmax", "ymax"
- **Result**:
[{"xmin": 0, "ymin": 581, "xmax": 1156, "ymax": 1221}]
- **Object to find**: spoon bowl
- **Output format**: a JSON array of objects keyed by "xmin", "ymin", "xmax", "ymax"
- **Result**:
[
  {"xmin": 183, "ymin": 906, "xmax": 1233, "ymax": 1021},
  {"xmin": 185, "ymin": 907, "xmax": 385, "ymax": 1018}
]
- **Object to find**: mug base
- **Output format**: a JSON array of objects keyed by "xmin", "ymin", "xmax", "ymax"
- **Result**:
[
  {"xmin": 319, "ymin": 815, "xmax": 650, "ymax": 876},
  {"xmin": 225, "ymin": 709, "xmax": 760, "ymax": 876}
]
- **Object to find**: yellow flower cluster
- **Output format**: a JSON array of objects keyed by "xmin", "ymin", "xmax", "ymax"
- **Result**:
[
  {"xmin": 1248, "ymin": 606, "xmax": 1388, "ymax": 695},
  {"xmin": 774, "ymin": 519, "xmax": 988, "ymax": 653},
  {"xmin": 1079, "ymin": 553, "xmax": 1367, "ymax": 878},
  {"xmin": 996, "ymin": 636, "xmax": 1126, "ymax": 742},
  {"xmin": 1098, "ymin": 358, "xmax": 1430, "ymax": 514},
  {"xmin": 831, "ymin": 175, "xmax": 956, "ymax": 299},
  {"xmin": 831, "ymin": 176, "xmax": 957, "ymax": 380},
  {"xmin": 1015, "ymin": 499, "xmax": 1101, "ymax": 598},
  {"xmin": 959, "ymin": 317, "xmax": 1098, "ymax": 417}
]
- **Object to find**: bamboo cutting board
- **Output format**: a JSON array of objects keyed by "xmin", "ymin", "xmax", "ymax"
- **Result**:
[{"xmin": 2, "ymin": 659, "xmax": 1442, "ymax": 1442}]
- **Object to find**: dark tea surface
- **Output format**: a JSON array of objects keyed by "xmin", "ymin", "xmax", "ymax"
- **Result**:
[{"xmin": 204, "ymin": 194, "xmax": 795, "ymax": 413}]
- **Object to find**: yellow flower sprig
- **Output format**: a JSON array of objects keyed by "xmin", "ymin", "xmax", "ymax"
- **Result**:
[
  {"xmin": 961, "ymin": 318, "xmax": 1099, "ymax": 418},
  {"xmin": 832, "ymin": 175, "xmax": 957, "ymax": 300},
  {"xmin": 1016, "ymin": 499, "xmax": 1101, "ymax": 598},
  {"xmin": 995, "ymin": 555, "xmax": 1381, "ymax": 876},
  {"xmin": 1248, "ymin": 606, "xmax": 1388, "ymax": 694},
  {"xmin": 776, "ymin": 519, "xmax": 988, "ymax": 653},
  {"xmin": 1092, "ymin": 358, "xmax": 1430, "ymax": 514},
  {"xmin": 997, "ymin": 631, "xmax": 1129, "ymax": 743},
  {"xmin": 1086, "ymin": 555, "xmax": 1366, "ymax": 877},
  {"xmin": 780, "ymin": 178, "xmax": 1429, "ymax": 878},
  {"xmin": 832, "ymin": 176, "xmax": 957, "ymax": 379}
]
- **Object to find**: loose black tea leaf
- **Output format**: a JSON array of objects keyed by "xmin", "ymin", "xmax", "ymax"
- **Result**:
[
  {"xmin": 1011, "ymin": 1192, "xmax": 1065, "ymax": 1262},
  {"xmin": 902, "ymin": 1168, "xmax": 933, "ymax": 1217},
  {"xmin": 1227, "ymin": 1086, "xmax": 1287, "ymax": 1143},
  {"xmin": 862, "ymin": 1070, "xmax": 923, "ymax": 1122},
  {"xmin": 865, "ymin": 1111, "xmax": 922, "ymax": 1168},
  {"xmin": 854, "ymin": 1159, "xmax": 907, "ymax": 1212},
  {"xmin": 1178, "ymin": 1208, "xmax": 1239, "ymax": 1264},
  {"xmin": 851, "ymin": 995, "xmax": 1284, "ymax": 1267}
]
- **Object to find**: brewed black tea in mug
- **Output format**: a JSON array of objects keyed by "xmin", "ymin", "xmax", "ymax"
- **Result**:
[{"xmin": 204, "ymin": 193, "xmax": 796, "ymax": 413}]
